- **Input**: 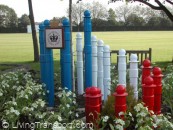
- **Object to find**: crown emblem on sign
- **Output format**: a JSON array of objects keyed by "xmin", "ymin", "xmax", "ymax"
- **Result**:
[{"xmin": 49, "ymin": 34, "xmax": 58, "ymax": 42}]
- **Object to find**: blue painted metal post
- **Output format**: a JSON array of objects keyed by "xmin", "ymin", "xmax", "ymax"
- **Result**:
[
  {"xmin": 39, "ymin": 20, "xmax": 54, "ymax": 107},
  {"xmin": 84, "ymin": 10, "xmax": 92, "ymax": 88},
  {"xmin": 60, "ymin": 48, "xmax": 64, "ymax": 87},
  {"xmin": 62, "ymin": 18, "xmax": 72, "ymax": 91}
]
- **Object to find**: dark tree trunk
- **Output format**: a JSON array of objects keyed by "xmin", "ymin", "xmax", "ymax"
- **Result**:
[{"xmin": 28, "ymin": 0, "xmax": 39, "ymax": 62}]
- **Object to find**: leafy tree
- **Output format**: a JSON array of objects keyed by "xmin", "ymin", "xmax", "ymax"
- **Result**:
[
  {"xmin": 126, "ymin": 13, "xmax": 146, "ymax": 26},
  {"xmin": 18, "ymin": 14, "xmax": 30, "ymax": 29},
  {"xmin": 110, "ymin": 0, "xmax": 173, "ymax": 22},
  {"xmin": 28, "ymin": 0, "xmax": 39, "ymax": 62},
  {"xmin": 0, "ymin": 4, "xmax": 18, "ymax": 28},
  {"xmin": 108, "ymin": 8, "xmax": 117, "ymax": 25}
]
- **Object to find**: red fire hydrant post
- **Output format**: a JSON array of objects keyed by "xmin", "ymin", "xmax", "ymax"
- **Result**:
[
  {"xmin": 152, "ymin": 67, "xmax": 163, "ymax": 115},
  {"xmin": 114, "ymin": 85, "xmax": 128, "ymax": 118},
  {"xmin": 84, "ymin": 86, "xmax": 102, "ymax": 124},
  {"xmin": 142, "ymin": 76, "xmax": 156, "ymax": 111},
  {"xmin": 141, "ymin": 59, "xmax": 152, "ymax": 85}
]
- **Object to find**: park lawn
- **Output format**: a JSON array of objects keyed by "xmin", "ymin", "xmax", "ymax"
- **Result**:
[{"xmin": 0, "ymin": 31, "xmax": 172, "ymax": 71}]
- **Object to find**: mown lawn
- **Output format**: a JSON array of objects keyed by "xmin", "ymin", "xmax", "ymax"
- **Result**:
[{"xmin": 0, "ymin": 31, "xmax": 172, "ymax": 70}]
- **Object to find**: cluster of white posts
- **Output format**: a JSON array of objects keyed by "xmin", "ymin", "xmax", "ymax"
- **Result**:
[{"xmin": 76, "ymin": 33, "xmax": 139, "ymax": 101}]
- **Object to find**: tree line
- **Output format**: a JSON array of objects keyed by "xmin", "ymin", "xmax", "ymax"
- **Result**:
[
  {"xmin": 69, "ymin": 2, "xmax": 173, "ymax": 31},
  {"xmin": 0, "ymin": 4, "xmax": 30, "ymax": 33}
]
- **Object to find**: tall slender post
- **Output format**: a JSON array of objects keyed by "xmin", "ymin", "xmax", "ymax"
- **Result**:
[
  {"xmin": 76, "ymin": 33, "xmax": 84, "ymax": 95},
  {"xmin": 39, "ymin": 20, "xmax": 54, "ymax": 107},
  {"xmin": 97, "ymin": 40, "xmax": 104, "ymax": 99},
  {"xmin": 92, "ymin": 36, "xmax": 97, "ymax": 87},
  {"xmin": 84, "ymin": 10, "xmax": 92, "ymax": 88},
  {"xmin": 118, "ymin": 49, "xmax": 127, "ymax": 87},
  {"xmin": 103, "ymin": 45, "xmax": 111, "ymax": 101},
  {"xmin": 129, "ymin": 54, "xmax": 139, "ymax": 100},
  {"xmin": 62, "ymin": 18, "xmax": 72, "ymax": 91}
]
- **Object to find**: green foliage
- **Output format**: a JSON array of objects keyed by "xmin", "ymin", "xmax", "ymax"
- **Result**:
[{"xmin": 162, "ymin": 65, "xmax": 173, "ymax": 116}]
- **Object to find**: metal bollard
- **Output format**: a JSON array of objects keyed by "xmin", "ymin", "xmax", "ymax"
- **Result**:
[
  {"xmin": 129, "ymin": 54, "xmax": 139, "ymax": 100},
  {"xmin": 76, "ymin": 33, "xmax": 84, "ymax": 95},
  {"xmin": 142, "ymin": 76, "xmax": 156, "ymax": 111},
  {"xmin": 114, "ymin": 85, "xmax": 128, "ymax": 118},
  {"xmin": 152, "ymin": 67, "xmax": 163, "ymax": 115},
  {"xmin": 118, "ymin": 49, "xmax": 127, "ymax": 87},
  {"xmin": 91, "ymin": 36, "xmax": 98, "ymax": 87},
  {"xmin": 84, "ymin": 86, "xmax": 102, "ymax": 123},
  {"xmin": 141, "ymin": 59, "xmax": 152, "ymax": 85},
  {"xmin": 103, "ymin": 45, "xmax": 111, "ymax": 101}
]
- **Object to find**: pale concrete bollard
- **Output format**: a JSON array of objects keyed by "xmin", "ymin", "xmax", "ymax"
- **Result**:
[
  {"xmin": 118, "ymin": 49, "xmax": 127, "ymax": 87},
  {"xmin": 103, "ymin": 45, "xmax": 111, "ymax": 101},
  {"xmin": 97, "ymin": 40, "xmax": 104, "ymax": 99},
  {"xmin": 91, "ymin": 36, "xmax": 98, "ymax": 87},
  {"xmin": 129, "ymin": 54, "xmax": 139, "ymax": 100},
  {"xmin": 76, "ymin": 33, "xmax": 84, "ymax": 95}
]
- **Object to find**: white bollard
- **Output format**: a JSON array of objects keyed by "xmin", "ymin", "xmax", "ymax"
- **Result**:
[
  {"xmin": 118, "ymin": 49, "xmax": 127, "ymax": 87},
  {"xmin": 91, "ymin": 36, "xmax": 97, "ymax": 87},
  {"xmin": 76, "ymin": 33, "xmax": 84, "ymax": 95},
  {"xmin": 97, "ymin": 40, "xmax": 104, "ymax": 99},
  {"xmin": 129, "ymin": 54, "xmax": 139, "ymax": 100},
  {"xmin": 103, "ymin": 45, "xmax": 111, "ymax": 101}
]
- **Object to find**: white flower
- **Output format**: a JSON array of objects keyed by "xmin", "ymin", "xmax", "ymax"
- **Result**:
[
  {"xmin": 66, "ymin": 104, "xmax": 70, "ymax": 108},
  {"xmin": 118, "ymin": 112, "xmax": 124, "ymax": 116},
  {"xmin": 66, "ymin": 91, "xmax": 72, "ymax": 97},
  {"xmin": 76, "ymin": 113, "xmax": 79, "ymax": 117},
  {"xmin": 73, "ymin": 101, "xmax": 76, "ymax": 104},
  {"xmin": 40, "ymin": 101, "xmax": 45, "ymax": 107},
  {"xmin": 14, "ymin": 110, "xmax": 20, "ymax": 116},
  {"xmin": 115, "ymin": 124, "xmax": 123, "ymax": 130},
  {"xmin": 115, "ymin": 119, "xmax": 125, "ymax": 126},
  {"xmin": 69, "ymin": 111, "xmax": 72, "ymax": 114},
  {"xmin": 58, "ymin": 115, "xmax": 62, "ymax": 121},
  {"xmin": 103, "ymin": 116, "xmax": 109, "ymax": 122},
  {"xmin": 25, "ymin": 95, "xmax": 28, "ymax": 99}
]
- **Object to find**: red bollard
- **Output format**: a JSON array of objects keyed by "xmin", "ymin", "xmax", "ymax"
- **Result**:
[
  {"xmin": 142, "ymin": 76, "xmax": 156, "ymax": 111},
  {"xmin": 152, "ymin": 67, "xmax": 163, "ymax": 115},
  {"xmin": 114, "ymin": 85, "xmax": 128, "ymax": 118},
  {"xmin": 141, "ymin": 59, "xmax": 152, "ymax": 85},
  {"xmin": 84, "ymin": 86, "xmax": 102, "ymax": 124}
]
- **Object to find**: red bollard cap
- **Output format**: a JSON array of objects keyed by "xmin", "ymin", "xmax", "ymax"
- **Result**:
[
  {"xmin": 142, "ymin": 59, "xmax": 152, "ymax": 69},
  {"xmin": 90, "ymin": 86, "xmax": 101, "ymax": 95},
  {"xmin": 143, "ymin": 76, "xmax": 156, "ymax": 88},
  {"xmin": 153, "ymin": 67, "xmax": 163, "ymax": 77},
  {"xmin": 114, "ymin": 85, "xmax": 128, "ymax": 96}
]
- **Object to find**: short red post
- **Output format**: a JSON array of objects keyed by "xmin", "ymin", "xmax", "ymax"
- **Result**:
[
  {"xmin": 114, "ymin": 85, "xmax": 128, "ymax": 118},
  {"xmin": 84, "ymin": 86, "xmax": 102, "ymax": 124},
  {"xmin": 142, "ymin": 76, "xmax": 156, "ymax": 111},
  {"xmin": 141, "ymin": 59, "xmax": 152, "ymax": 85},
  {"xmin": 152, "ymin": 67, "xmax": 163, "ymax": 115}
]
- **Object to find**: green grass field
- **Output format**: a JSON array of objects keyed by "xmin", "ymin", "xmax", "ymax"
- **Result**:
[{"xmin": 0, "ymin": 31, "xmax": 172, "ymax": 70}]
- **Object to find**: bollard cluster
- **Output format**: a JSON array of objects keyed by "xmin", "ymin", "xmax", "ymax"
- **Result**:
[
  {"xmin": 142, "ymin": 59, "xmax": 163, "ymax": 114},
  {"xmin": 84, "ymin": 87, "xmax": 102, "ymax": 123}
]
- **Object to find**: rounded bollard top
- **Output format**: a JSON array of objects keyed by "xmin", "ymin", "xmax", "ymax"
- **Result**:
[
  {"xmin": 104, "ymin": 45, "xmax": 110, "ymax": 52},
  {"xmin": 153, "ymin": 67, "xmax": 162, "ymax": 76},
  {"xmin": 85, "ymin": 87, "xmax": 91, "ymax": 95},
  {"xmin": 130, "ymin": 54, "xmax": 138, "ymax": 62},
  {"xmin": 119, "ymin": 49, "xmax": 126, "ymax": 56},
  {"xmin": 44, "ymin": 20, "xmax": 50, "ymax": 26},
  {"xmin": 116, "ymin": 85, "xmax": 126, "ymax": 94},
  {"xmin": 90, "ymin": 86, "xmax": 101, "ymax": 95},
  {"xmin": 97, "ymin": 40, "xmax": 104, "ymax": 46},
  {"xmin": 144, "ymin": 76, "xmax": 154, "ymax": 85},
  {"xmin": 62, "ymin": 18, "xmax": 69, "ymax": 26},
  {"xmin": 84, "ymin": 10, "xmax": 91, "ymax": 17},
  {"xmin": 39, "ymin": 23, "xmax": 44, "ymax": 29},
  {"xmin": 143, "ymin": 59, "xmax": 151, "ymax": 67},
  {"xmin": 91, "ymin": 35, "xmax": 97, "ymax": 41},
  {"xmin": 76, "ymin": 32, "xmax": 82, "ymax": 38}
]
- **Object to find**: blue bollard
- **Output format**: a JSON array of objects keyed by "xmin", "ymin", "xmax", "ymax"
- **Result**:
[
  {"xmin": 39, "ymin": 20, "xmax": 54, "ymax": 107},
  {"xmin": 84, "ymin": 10, "xmax": 92, "ymax": 88},
  {"xmin": 61, "ymin": 18, "xmax": 72, "ymax": 91}
]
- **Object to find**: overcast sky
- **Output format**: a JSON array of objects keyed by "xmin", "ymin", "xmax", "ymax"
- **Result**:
[{"xmin": 0, "ymin": 0, "xmax": 123, "ymax": 22}]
